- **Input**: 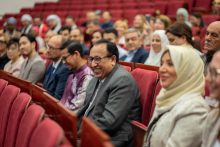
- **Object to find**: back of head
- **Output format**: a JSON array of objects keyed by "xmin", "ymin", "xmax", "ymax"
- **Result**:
[
  {"xmin": 20, "ymin": 34, "xmax": 37, "ymax": 50},
  {"xmin": 7, "ymin": 37, "xmax": 19, "ymax": 48},
  {"xmin": 157, "ymin": 15, "xmax": 171, "ymax": 30},
  {"xmin": 59, "ymin": 26, "xmax": 71, "ymax": 34},
  {"xmin": 113, "ymin": 20, "xmax": 129, "ymax": 31},
  {"xmin": 104, "ymin": 27, "xmax": 118, "ymax": 38},
  {"xmin": 67, "ymin": 42, "xmax": 84, "ymax": 58}
]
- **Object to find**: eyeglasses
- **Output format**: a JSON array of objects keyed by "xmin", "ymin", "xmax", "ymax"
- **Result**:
[
  {"xmin": 46, "ymin": 44, "xmax": 61, "ymax": 50},
  {"xmin": 0, "ymin": 40, "xmax": 6, "ymax": 44},
  {"xmin": 61, "ymin": 54, "xmax": 72, "ymax": 62},
  {"xmin": 87, "ymin": 55, "xmax": 112, "ymax": 64},
  {"xmin": 207, "ymin": 66, "xmax": 220, "ymax": 81}
]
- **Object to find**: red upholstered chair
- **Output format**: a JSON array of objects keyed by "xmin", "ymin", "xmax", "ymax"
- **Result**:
[
  {"xmin": 123, "ymin": 9, "xmax": 139, "ymax": 26},
  {"xmin": 15, "ymin": 104, "xmax": 45, "ymax": 147},
  {"xmin": 167, "ymin": 1, "xmax": 185, "ymax": 18},
  {"xmin": 131, "ymin": 69, "xmax": 158, "ymax": 126},
  {"xmin": 4, "ymin": 14, "xmax": 17, "ymax": 19},
  {"xmin": 202, "ymin": 15, "xmax": 219, "ymax": 26},
  {"xmin": 95, "ymin": 4, "xmax": 109, "ymax": 10},
  {"xmin": 154, "ymin": 1, "xmax": 167, "ymax": 15},
  {"xmin": 135, "ymin": 63, "xmax": 159, "ymax": 74},
  {"xmin": 118, "ymin": 61, "xmax": 134, "ymax": 71},
  {"xmin": 200, "ymin": 26, "xmax": 208, "ymax": 38},
  {"xmin": 109, "ymin": 3, "xmax": 123, "ymax": 10},
  {"xmin": 131, "ymin": 120, "xmax": 147, "ymax": 147},
  {"xmin": 81, "ymin": 117, "xmax": 114, "ymax": 147},
  {"xmin": 122, "ymin": 2, "xmax": 137, "ymax": 9},
  {"xmin": 139, "ymin": 9, "xmax": 155, "ymax": 16},
  {"xmin": 150, "ymin": 80, "xmax": 162, "ymax": 121},
  {"xmin": 29, "ymin": 118, "xmax": 64, "ymax": 147},
  {"xmin": 20, "ymin": 8, "xmax": 32, "ymax": 13},
  {"xmin": 122, "ymin": 65, "xmax": 131, "ymax": 72},
  {"xmin": 137, "ymin": 2, "xmax": 154, "ymax": 9},
  {"xmin": 0, "ymin": 79, "xmax": 8, "ymax": 95},
  {"xmin": 4, "ymin": 93, "xmax": 31, "ymax": 147},
  {"xmin": 193, "ymin": 0, "xmax": 212, "ymax": 13},
  {"xmin": 145, "ymin": 46, "xmax": 151, "ymax": 51},
  {"xmin": 110, "ymin": 10, "xmax": 123, "ymax": 18},
  {"xmin": 82, "ymin": 5, "xmax": 95, "ymax": 10},
  {"xmin": 191, "ymin": 27, "xmax": 200, "ymax": 36},
  {"xmin": 200, "ymin": 37, "xmax": 205, "ymax": 50},
  {"xmin": 0, "ymin": 85, "xmax": 20, "ymax": 147}
]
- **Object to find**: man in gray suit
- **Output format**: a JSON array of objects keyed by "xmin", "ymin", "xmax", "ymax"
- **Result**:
[
  {"xmin": 77, "ymin": 39, "xmax": 141, "ymax": 147},
  {"xmin": 18, "ymin": 34, "xmax": 45, "ymax": 84}
]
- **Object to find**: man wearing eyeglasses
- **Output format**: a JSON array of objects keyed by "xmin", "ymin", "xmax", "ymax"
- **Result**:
[
  {"xmin": 60, "ymin": 41, "xmax": 94, "ymax": 113},
  {"xmin": 77, "ymin": 39, "xmax": 141, "ymax": 147},
  {"xmin": 42, "ymin": 35, "xmax": 72, "ymax": 100}
]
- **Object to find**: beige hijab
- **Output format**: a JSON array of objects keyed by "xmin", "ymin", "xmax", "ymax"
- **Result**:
[{"xmin": 156, "ymin": 45, "xmax": 205, "ymax": 108}]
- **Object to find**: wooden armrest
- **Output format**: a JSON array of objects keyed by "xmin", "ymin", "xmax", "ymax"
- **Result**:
[
  {"xmin": 131, "ymin": 120, "xmax": 147, "ymax": 147},
  {"xmin": 37, "ymin": 82, "xmax": 43, "ymax": 87}
]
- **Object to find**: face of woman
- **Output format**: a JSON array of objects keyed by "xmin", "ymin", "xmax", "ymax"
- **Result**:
[
  {"xmin": 154, "ymin": 19, "xmax": 165, "ymax": 30},
  {"xmin": 92, "ymin": 32, "xmax": 102, "ymax": 45},
  {"xmin": 151, "ymin": 34, "xmax": 162, "ymax": 53},
  {"xmin": 166, "ymin": 32, "xmax": 186, "ymax": 45},
  {"xmin": 44, "ymin": 32, "xmax": 54, "ymax": 44},
  {"xmin": 160, "ymin": 52, "xmax": 177, "ymax": 89},
  {"xmin": 177, "ymin": 13, "xmax": 185, "ymax": 22},
  {"xmin": 7, "ymin": 44, "xmax": 21, "ymax": 61},
  {"xmin": 133, "ymin": 15, "xmax": 144, "ymax": 28},
  {"xmin": 190, "ymin": 15, "xmax": 200, "ymax": 27},
  {"xmin": 116, "ymin": 24, "xmax": 125, "ymax": 37}
]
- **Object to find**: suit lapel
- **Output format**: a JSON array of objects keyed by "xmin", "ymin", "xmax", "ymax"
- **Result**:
[
  {"xmin": 47, "ymin": 61, "xmax": 62, "ymax": 86},
  {"xmin": 44, "ymin": 64, "xmax": 52, "ymax": 86}
]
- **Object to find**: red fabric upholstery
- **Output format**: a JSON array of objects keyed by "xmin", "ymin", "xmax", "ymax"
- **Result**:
[
  {"xmin": 137, "ymin": 2, "xmax": 153, "ymax": 9},
  {"xmin": 150, "ymin": 80, "xmax": 162, "ymax": 121},
  {"xmin": 139, "ymin": 9, "xmax": 155, "ymax": 16},
  {"xmin": 15, "ymin": 104, "xmax": 45, "ymax": 147},
  {"xmin": 200, "ymin": 37, "xmax": 205, "ymax": 50},
  {"xmin": 154, "ymin": 1, "xmax": 167, "ymax": 15},
  {"xmin": 167, "ymin": 1, "xmax": 185, "ymax": 18},
  {"xmin": 193, "ymin": 0, "xmax": 212, "ymax": 13},
  {"xmin": 118, "ymin": 61, "xmax": 134, "ymax": 71},
  {"xmin": 191, "ymin": 27, "xmax": 200, "ymax": 36},
  {"xmin": 202, "ymin": 15, "xmax": 219, "ymax": 26},
  {"xmin": 110, "ymin": 10, "xmax": 123, "ymax": 17},
  {"xmin": 131, "ymin": 69, "xmax": 158, "ymax": 126},
  {"xmin": 0, "ymin": 79, "xmax": 8, "ymax": 96},
  {"xmin": 0, "ymin": 85, "xmax": 20, "ymax": 146},
  {"xmin": 200, "ymin": 26, "xmax": 208, "ymax": 38},
  {"xmin": 122, "ymin": 65, "xmax": 131, "ymax": 72},
  {"xmin": 29, "ymin": 118, "xmax": 64, "ymax": 147},
  {"xmin": 4, "ymin": 93, "xmax": 31, "ymax": 147},
  {"xmin": 123, "ymin": 9, "xmax": 139, "ymax": 25}
]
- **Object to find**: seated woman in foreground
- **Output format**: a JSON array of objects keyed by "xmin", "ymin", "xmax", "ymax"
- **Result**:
[{"xmin": 143, "ymin": 45, "xmax": 210, "ymax": 147}]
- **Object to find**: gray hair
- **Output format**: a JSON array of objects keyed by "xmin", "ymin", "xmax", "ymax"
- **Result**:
[{"xmin": 125, "ymin": 28, "xmax": 142, "ymax": 38}]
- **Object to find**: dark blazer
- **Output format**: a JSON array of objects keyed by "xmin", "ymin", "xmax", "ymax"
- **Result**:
[
  {"xmin": 42, "ymin": 61, "xmax": 72, "ymax": 100},
  {"xmin": 120, "ymin": 47, "xmax": 149, "ymax": 64},
  {"xmin": 77, "ymin": 64, "xmax": 141, "ymax": 147},
  {"xmin": 0, "ymin": 53, "xmax": 10, "ymax": 70}
]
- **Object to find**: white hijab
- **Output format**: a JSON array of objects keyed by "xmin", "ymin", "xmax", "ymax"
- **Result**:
[
  {"xmin": 144, "ymin": 30, "xmax": 169, "ymax": 67},
  {"xmin": 46, "ymin": 14, "xmax": 61, "ymax": 34}
]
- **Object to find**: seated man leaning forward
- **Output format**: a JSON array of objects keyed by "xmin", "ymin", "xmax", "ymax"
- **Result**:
[
  {"xmin": 60, "ymin": 41, "xmax": 94, "ymax": 113},
  {"xmin": 77, "ymin": 39, "xmax": 141, "ymax": 147}
]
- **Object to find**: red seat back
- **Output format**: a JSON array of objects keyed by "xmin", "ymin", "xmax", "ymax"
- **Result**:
[
  {"xmin": 131, "ymin": 69, "xmax": 158, "ymax": 126},
  {"xmin": 122, "ymin": 65, "xmax": 131, "ymax": 72},
  {"xmin": 4, "ymin": 93, "xmax": 31, "ymax": 147},
  {"xmin": 202, "ymin": 15, "xmax": 219, "ymax": 26},
  {"xmin": 135, "ymin": 63, "xmax": 159, "ymax": 74},
  {"xmin": 29, "ymin": 118, "xmax": 64, "ymax": 147},
  {"xmin": 167, "ymin": 1, "xmax": 185, "ymax": 18},
  {"xmin": 0, "ymin": 79, "xmax": 8, "ymax": 96},
  {"xmin": 154, "ymin": 1, "xmax": 167, "ymax": 15},
  {"xmin": 194, "ymin": 0, "xmax": 212, "ymax": 13},
  {"xmin": 200, "ymin": 26, "xmax": 208, "ymax": 38},
  {"xmin": 191, "ymin": 26, "xmax": 200, "ymax": 36},
  {"xmin": 118, "ymin": 61, "xmax": 134, "ymax": 71},
  {"xmin": 0, "ymin": 85, "xmax": 20, "ymax": 146}
]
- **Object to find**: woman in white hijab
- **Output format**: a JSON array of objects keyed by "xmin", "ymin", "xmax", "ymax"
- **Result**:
[
  {"xmin": 46, "ymin": 14, "xmax": 61, "ymax": 34},
  {"xmin": 20, "ymin": 14, "xmax": 33, "ymax": 34},
  {"xmin": 144, "ymin": 30, "xmax": 169, "ymax": 67},
  {"xmin": 143, "ymin": 45, "xmax": 210, "ymax": 147}
]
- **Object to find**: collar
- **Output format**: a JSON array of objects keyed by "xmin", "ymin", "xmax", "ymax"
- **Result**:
[
  {"xmin": 99, "ymin": 78, "xmax": 106, "ymax": 83},
  {"xmin": 52, "ymin": 59, "xmax": 61, "ymax": 69},
  {"xmin": 28, "ymin": 52, "xmax": 38, "ymax": 62},
  {"xmin": 128, "ymin": 48, "xmax": 139, "ymax": 55},
  {"xmin": 205, "ymin": 51, "xmax": 213, "ymax": 63}
]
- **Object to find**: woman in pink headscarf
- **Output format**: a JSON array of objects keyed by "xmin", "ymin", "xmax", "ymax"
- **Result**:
[{"xmin": 30, "ymin": 26, "xmax": 45, "ymax": 50}]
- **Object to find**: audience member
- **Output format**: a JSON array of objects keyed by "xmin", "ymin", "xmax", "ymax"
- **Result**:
[
  {"xmin": 0, "ymin": 35, "xmax": 10, "ymax": 69},
  {"xmin": 133, "ymin": 14, "xmax": 145, "ymax": 33},
  {"xmin": 211, "ymin": 0, "xmax": 220, "ymax": 15},
  {"xmin": 202, "ymin": 50, "xmax": 220, "ymax": 147},
  {"xmin": 4, "ymin": 17, "xmax": 21, "ymax": 38},
  {"xmin": 42, "ymin": 35, "xmax": 72, "ymax": 100},
  {"xmin": 113, "ymin": 20, "xmax": 128, "ymax": 46},
  {"xmin": 4, "ymin": 38, "xmax": 24, "ymax": 77},
  {"xmin": 201, "ymin": 21, "xmax": 220, "ymax": 74},
  {"xmin": 18, "ymin": 34, "xmax": 45, "ymax": 84},
  {"xmin": 103, "ymin": 27, "xmax": 127, "ymax": 59},
  {"xmin": 120, "ymin": 28, "xmax": 149, "ymax": 64},
  {"xmin": 91, "ymin": 29, "xmax": 104, "ymax": 48},
  {"xmin": 65, "ymin": 15, "xmax": 77, "ymax": 30},
  {"xmin": 85, "ymin": 19, "xmax": 100, "ymax": 42},
  {"xmin": 34, "ymin": 15, "xmax": 49, "ymax": 35},
  {"xmin": 154, "ymin": 15, "xmax": 171, "ymax": 31},
  {"xmin": 166, "ymin": 22, "xmax": 202, "ymax": 55},
  {"xmin": 30, "ymin": 26, "xmax": 45, "ymax": 49},
  {"xmin": 143, "ymin": 45, "xmax": 210, "ymax": 147},
  {"xmin": 77, "ymin": 39, "xmax": 141, "ymax": 147},
  {"xmin": 101, "ymin": 11, "xmax": 114, "ymax": 29},
  {"xmin": 20, "ymin": 14, "xmax": 33, "ymax": 34},
  {"xmin": 70, "ymin": 28, "xmax": 89, "ymax": 55},
  {"xmin": 144, "ymin": 30, "xmax": 169, "ymax": 66},
  {"xmin": 60, "ymin": 42, "xmax": 94, "ymax": 113},
  {"xmin": 47, "ymin": 14, "xmax": 61, "ymax": 34},
  {"xmin": 82, "ymin": 10, "xmax": 96, "ymax": 27},
  {"xmin": 95, "ymin": 10, "xmax": 102, "ymax": 23},
  {"xmin": 190, "ymin": 12, "xmax": 206, "ymax": 28},
  {"xmin": 59, "ymin": 26, "xmax": 71, "ymax": 41},
  {"xmin": 176, "ymin": 8, "xmax": 192, "ymax": 27},
  {"xmin": 39, "ymin": 30, "xmax": 57, "ymax": 54}
]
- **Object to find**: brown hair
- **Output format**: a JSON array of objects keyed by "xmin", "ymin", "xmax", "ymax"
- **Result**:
[
  {"xmin": 132, "ymin": 14, "xmax": 146, "ymax": 33},
  {"xmin": 156, "ymin": 15, "xmax": 171, "ymax": 30},
  {"xmin": 166, "ymin": 22, "xmax": 201, "ymax": 51}
]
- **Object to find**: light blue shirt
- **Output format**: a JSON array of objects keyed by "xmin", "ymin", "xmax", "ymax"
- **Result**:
[
  {"xmin": 124, "ymin": 49, "xmax": 138, "ymax": 62},
  {"xmin": 194, "ymin": 49, "xmax": 202, "ymax": 56},
  {"xmin": 117, "ymin": 45, "xmax": 128, "ymax": 59}
]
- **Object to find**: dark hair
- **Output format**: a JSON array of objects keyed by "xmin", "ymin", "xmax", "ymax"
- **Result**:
[
  {"xmin": 59, "ymin": 26, "xmax": 71, "ymax": 34},
  {"xmin": 60, "ymin": 40, "xmax": 76, "ymax": 50},
  {"xmin": 34, "ymin": 15, "xmax": 43, "ymax": 21},
  {"xmin": 91, "ymin": 29, "xmax": 104, "ymax": 48},
  {"xmin": 191, "ymin": 12, "xmax": 206, "ymax": 28},
  {"xmin": 73, "ymin": 28, "xmax": 83, "ymax": 35},
  {"xmin": 87, "ymin": 19, "xmax": 99, "ymax": 26},
  {"xmin": 66, "ymin": 15, "xmax": 75, "ymax": 21},
  {"xmin": 20, "ymin": 34, "xmax": 37, "ymax": 51},
  {"xmin": 95, "ymin": 39, "xmax": 119, "ymax": 62},
  {"xmin": 104, "ymin": 27, "xmax": 118, "ymax": 38},
  {"xmin": 7, "ymin": 37, "xmax": 19, "ymax": 48},
  {"xmin": 166, "ymin": 22, "xmax": 201, "ymax": 52},
  {"xmin": 67, "ymin": 42, "xmax": 84, "ymax": 58}
]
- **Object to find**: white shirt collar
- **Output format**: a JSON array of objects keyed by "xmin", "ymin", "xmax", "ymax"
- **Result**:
[{"xmin": 52, "ymin": 59, "xmax": 61, "ymax": 69}]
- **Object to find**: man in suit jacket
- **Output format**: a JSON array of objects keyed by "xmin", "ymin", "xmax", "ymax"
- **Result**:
[
  {"xmin": 42, "ymin": 35, "xmax": 72, "ymax": 100},
  {"xmin": 18, "ymin": 34, "xmax": 45, "ymax": 84},
  {"xmin": 120, "ymin": 28, "xmax": 149, "ymax": 64},
  {"xmin": 77, "ymin": 39, "xmax": 141, "ymax": 147}
]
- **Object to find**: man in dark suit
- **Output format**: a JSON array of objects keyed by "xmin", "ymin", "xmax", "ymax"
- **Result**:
[
  {"xmin": 77, "ymin": 39, "xmax": 141, "ymax": 147},
  {"xmin": 120, "ymin": 28, "xmax": 149, "ymax": 64},
  {"xmin": 42, "ymin": 35, "xmax": 72, "ymax": 100}
]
